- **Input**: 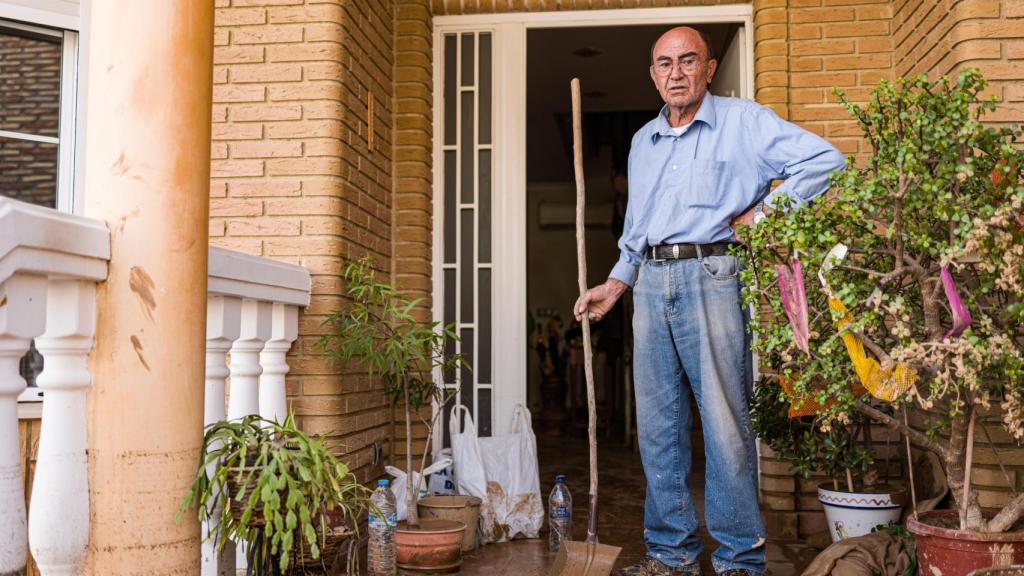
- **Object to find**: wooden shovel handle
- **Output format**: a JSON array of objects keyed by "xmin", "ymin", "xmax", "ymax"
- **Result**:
[{"xmin": 571, "ymin": 77, "xmax": 601, "ymax": 545}]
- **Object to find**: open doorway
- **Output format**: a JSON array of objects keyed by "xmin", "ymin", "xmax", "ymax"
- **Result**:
[
  {"xmin": 431, "ymin": 9, "xmax": 754, "ymax": 566},
  {"xmin": 524, "ymin": 21, "xmax": 746, "ymax": 553}
]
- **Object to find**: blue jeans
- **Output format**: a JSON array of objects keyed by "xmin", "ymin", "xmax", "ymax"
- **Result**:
[{"xmin": 632, "ymin": 255, "xmax": 766, "ymax": 574}]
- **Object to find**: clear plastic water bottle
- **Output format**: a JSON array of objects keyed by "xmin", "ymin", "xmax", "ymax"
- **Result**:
[
  {"xmin": 548, "ymin": 474, "xmax": 573, "ymax": 553},
  {"xmin": 368, "ymin": 479, "xmax": 397, "ymax": 575}
]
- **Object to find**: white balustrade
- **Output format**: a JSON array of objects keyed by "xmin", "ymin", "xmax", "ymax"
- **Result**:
[
  {"xmin": 2, "ymin": 201, "xmax": 311, "ymax": 576},
  {"xmin": 203, "ymin": 247, "xmax": 309, "ymax": 576},
  {"xmin": 0, "ymin": 197, "xmax": 109, "ymax": 576},
  {"xmin": 0, "ymin": 274, "xmax": 46, "ymax": 576},
  {"xmin": 207, "ymin": 246, "xmax": 309, "ymax": 424}
]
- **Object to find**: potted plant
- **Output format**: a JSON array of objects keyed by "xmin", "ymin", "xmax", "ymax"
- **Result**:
[
  {"xmin": 743, "ymin": 69, "xmax": 1024, "ymax": 574},
  {"xmin": 179, "ymin": 413, "xmax": 371, "ymax": 575},
  {"xmin": 752, "ymin": 374, "xmax": 904, "ymax": 542},
  {"xmin": 317, "ymin": 256, "xmax": 469, "ymax": 572}
]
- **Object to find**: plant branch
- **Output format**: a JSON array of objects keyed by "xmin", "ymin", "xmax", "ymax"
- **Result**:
[
  {"xmin": 988, "ymin": 491, "xmax": 1024, "ymax": 532},
  {"xmin": 853, "ymin": 402, "xmax": 949, "ymax": 460}
]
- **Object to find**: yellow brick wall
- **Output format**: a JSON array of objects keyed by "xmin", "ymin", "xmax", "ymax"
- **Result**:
[
  {"xmin": 754, "ymin": 0, "xmax": 894, "ymax": 164},
  {"xmin": 430, "ymin": 0, "xmax": 744, "ymax": 15},
  {"xmin": 894, "ymin": 0, "xmax": 1023, "ymax": 127},
  {"xmin": 210, "ymin": 0, "xmax": 394, "ymax": 483}
]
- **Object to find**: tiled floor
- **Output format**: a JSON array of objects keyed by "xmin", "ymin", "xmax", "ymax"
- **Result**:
[{"xmin": 457, "ymin": 431, "xmax": 817, "ymax": 576}]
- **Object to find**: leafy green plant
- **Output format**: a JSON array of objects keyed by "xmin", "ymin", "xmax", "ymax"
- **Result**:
[
  {"xmin": 743, "ymin": 69, "xmax": 1024, "ymax": 532},
  {"xmin": 752, "ymin": 375, "xmax": 873, "ymax": 490},
  {"xmin": 179, "ymin": 414, "xmax": 370, "ymax": 574},
  {"xmin": 317, "ymin": 256, "xmax": 465, "ymax": 528}
]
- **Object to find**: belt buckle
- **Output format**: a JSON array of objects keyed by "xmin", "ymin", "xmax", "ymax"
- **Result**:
[{"xmin": 651, "ymin": 246, "xmax": 665, "ymax": 262}]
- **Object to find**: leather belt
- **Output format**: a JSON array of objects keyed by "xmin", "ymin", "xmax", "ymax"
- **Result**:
[{"xmin": 647, "ymin": 242, "xmax": 735, "ymax": 261}]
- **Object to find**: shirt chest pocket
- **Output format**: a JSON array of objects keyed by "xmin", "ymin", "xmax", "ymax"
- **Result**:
[{"xmin": 684, "ymin": 159, "xmax": 729, "ymax": 209}]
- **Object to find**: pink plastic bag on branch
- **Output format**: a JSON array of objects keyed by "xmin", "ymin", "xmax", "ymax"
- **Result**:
[
  {"xmin": 776, "ymin": 257, "xmax": 810, "ymax": 354},
  {"xmin": 941, "ymin": 265, "xmax": 972, "ymax": 339}
]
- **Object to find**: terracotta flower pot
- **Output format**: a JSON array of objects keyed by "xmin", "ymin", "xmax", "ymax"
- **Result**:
[
  {"xmin": 418, "ymin": 495, "xmax": 482, "ymax": 552},
  {"xmin": 908, "ymin": 510, "xmax": 1024, "ymax": 576},
  {"xmin": 970, "ymin": 566, "xmax": 1024, "ymax": 576},
  {"xmin": 817, "ymin": 484, "xmax": 904, "ymax": 542},
  {"xmin": 395, "ymin": 518, "xmax": 466, "ymax": 573}
]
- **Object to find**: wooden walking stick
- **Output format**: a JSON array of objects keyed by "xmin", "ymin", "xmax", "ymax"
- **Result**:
[{"xmin": 549, "ymin": 77, "xmax": 622, "ymax": 576}]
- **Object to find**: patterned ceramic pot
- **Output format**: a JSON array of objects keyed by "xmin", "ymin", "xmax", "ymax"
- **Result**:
[{"xmin": 818, "ymin": 484, "xmax": 904, "ymax": 542}]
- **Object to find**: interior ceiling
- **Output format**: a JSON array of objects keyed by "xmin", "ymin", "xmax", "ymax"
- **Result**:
[
  {"xmin": 527, "ymin": 23, "xmax": 737, "ymax": 116},
  {"xmin": 526, "ymin": 23, "xmax": 738, "ymax": 182}
]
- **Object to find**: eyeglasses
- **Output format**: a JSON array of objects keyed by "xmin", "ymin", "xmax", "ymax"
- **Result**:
[{"xmin": 652, "ymin": 56, "xmax": 705, "ymax": 77}]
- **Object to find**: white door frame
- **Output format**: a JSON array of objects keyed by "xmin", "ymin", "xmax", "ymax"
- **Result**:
[{"xmin": 431, "ymin": 5, "xmax": 755, "ymax": 443}]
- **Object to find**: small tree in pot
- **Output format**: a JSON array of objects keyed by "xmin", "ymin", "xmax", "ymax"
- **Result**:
[
  {"xmin": 317, "ymin": 257, "xmax": 467, "ymax": 568},
  {"xmin": 743, "ymin": 69, "xmax": 1023, "ymax": 563},
  {"xmin": 752, "ymin": 374, "xmax": 905, "ymax": 541}
]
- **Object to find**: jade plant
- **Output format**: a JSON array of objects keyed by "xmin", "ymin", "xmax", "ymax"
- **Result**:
[
  {"xmin": 180, "ymin": 414, "xmax": 370, "ymax": 574},
  {"xmin": 752, "ymin": 374, "xmax": 875, "ymax": 492},
  {"xmin": 743, "ymin": 69, "xmax": 1024, "ymax": 532},
  {"xmin": 317, "ymin": 256, "xmax": 464, "ymax": 528}
]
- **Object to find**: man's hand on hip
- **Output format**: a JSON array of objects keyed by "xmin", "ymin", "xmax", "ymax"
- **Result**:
[
  {"xmin": 573, "ymin": 278, "xmax": 629, "ymax": 322},
  {"xmin": 730, "ymin": 208, "xmax": 756, "ymax": 243}
]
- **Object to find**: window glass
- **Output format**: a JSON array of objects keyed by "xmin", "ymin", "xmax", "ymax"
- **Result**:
[{"xmin": 0, "ymin": 25, "xmax": 62, "ymax": 209}]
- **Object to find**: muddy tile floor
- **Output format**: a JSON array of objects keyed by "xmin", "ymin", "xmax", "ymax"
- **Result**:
[{"xmin": 456, "ymin": 431, "xmax": 817, "ymax": 576}]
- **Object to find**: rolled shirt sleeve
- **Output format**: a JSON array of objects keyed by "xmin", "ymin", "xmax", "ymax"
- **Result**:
[{"xmin": 750, "ymin": 106, "xmax": 846, "ymax": 209}]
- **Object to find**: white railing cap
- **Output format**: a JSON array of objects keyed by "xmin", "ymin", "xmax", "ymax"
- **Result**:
[
  {"xmin": 0, "ymin": 196, "xmax": 110, "ymax": 286},
  {"xmin": 208, "ymin": 246, "xmax": 311, "ymax": 307}
]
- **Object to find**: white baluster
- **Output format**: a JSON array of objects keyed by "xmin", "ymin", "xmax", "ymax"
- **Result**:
[
  {"xmin": 206, "ymin": 296, "xmax": 241, "ymax": 428},
  {"xmin": 259, "ymin": 303, "xmax": 297, "ymax": 424},
  {"xmin": 227, "ymin": 299, "xmax": 271, "ymax": 421},
  {"xmin": 202, "ymin": 296, "xmax": 240, "ymax": 576},
  {"xmin": 29, "ymin": 280, "xmax": 96, "ymax": 576},
  {"xmin": 0, "ymin": 274, "xmax": 47, "ymax": 576}
]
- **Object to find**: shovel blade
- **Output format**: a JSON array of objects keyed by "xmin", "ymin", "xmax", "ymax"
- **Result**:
[{"xmin": 549, "ymin": 540, "xmax": 622, "ymax": 576}]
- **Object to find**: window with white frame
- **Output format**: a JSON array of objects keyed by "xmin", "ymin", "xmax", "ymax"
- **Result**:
[{"xmin": 0, "ymin": 14, "xmax": 81, "ymax": 402}]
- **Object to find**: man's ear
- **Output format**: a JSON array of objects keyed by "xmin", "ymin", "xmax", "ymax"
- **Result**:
[
  {"xmin": 649, "ymin": 65, "xmax": 658, "ymax": 88},
  {"xmin": 706, "ymin": 58, "xmax": 718, "ymax": 85}
]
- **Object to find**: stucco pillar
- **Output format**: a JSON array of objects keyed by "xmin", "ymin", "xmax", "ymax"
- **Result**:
[{"xmin": 82, "ymin": 1, "xmax": 214, "ymax": 574}]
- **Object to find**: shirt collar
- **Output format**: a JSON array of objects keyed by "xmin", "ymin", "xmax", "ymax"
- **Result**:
[{"xmin": 652, "ymin": 93, "xmax": 717, "ymax": 140}]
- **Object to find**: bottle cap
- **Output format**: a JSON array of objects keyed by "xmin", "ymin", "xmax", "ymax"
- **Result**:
[
  {"xmin": 378, "ymin": 479, "xmax": 390, "ymax": 487},
  {"xmin": 555, "ymin": 474, "xmax": 566, "ymax": 483}
]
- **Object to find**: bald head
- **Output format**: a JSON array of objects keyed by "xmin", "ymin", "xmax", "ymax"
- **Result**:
[{"xmin": 650, "ymin": 27, "xmax": 714, "ymax": 65}]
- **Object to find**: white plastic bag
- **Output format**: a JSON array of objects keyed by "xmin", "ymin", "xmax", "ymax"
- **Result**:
[
  {"xmin": 449, "ymin": 405, "xmax": 496, "ymax": 539},
  {"xmin": 478, "ymin": 405, "xmax": 543, "ymax": 541},
  {"xmin": 386, "ymin": 457, "xmax": 452, "ymax": 521},
  {"xmin": 427, "ymin": 448, "xmax": 457, "ymax": 495},
  {"xmin": 450, "ymin": 405, "xmax": 488, "ymax": 499}
]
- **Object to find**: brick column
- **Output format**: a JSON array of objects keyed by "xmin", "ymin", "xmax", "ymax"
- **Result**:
[{"xmin": 210, "ymin": 0, "xmax": 394, "ymax": 483}]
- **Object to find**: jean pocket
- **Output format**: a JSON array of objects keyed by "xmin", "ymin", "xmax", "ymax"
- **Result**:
[{"xmin": 699, "ymin": 255, "xmax": 739, "ymax": 281}]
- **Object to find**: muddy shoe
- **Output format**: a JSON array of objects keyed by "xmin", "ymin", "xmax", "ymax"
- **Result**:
[
  {"xmin": 717, "ymin": 570, "xmax": 756, "ymax": 576},
  {"xmin": 616, "ymin": 557, "xmax": 703, "ymax": 576}
]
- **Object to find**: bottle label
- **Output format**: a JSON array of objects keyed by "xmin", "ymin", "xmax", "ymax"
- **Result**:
[
  {"xmin": 369, "ymin": 512, "xmax": 398, "ymax": 529},
  {"xmin": 550, "ymin": 505, "xmax": 570, "ymax": 520}
]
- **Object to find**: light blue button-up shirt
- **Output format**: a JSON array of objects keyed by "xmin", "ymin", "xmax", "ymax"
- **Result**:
[{"xmin": 609, "ymin": 93, "xmax": 845, "ymax": 287}]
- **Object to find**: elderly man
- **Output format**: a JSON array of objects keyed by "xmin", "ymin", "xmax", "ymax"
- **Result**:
[{"xmin": 574, "ymin": 26, "xmax": 844, "ymax": 576}]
